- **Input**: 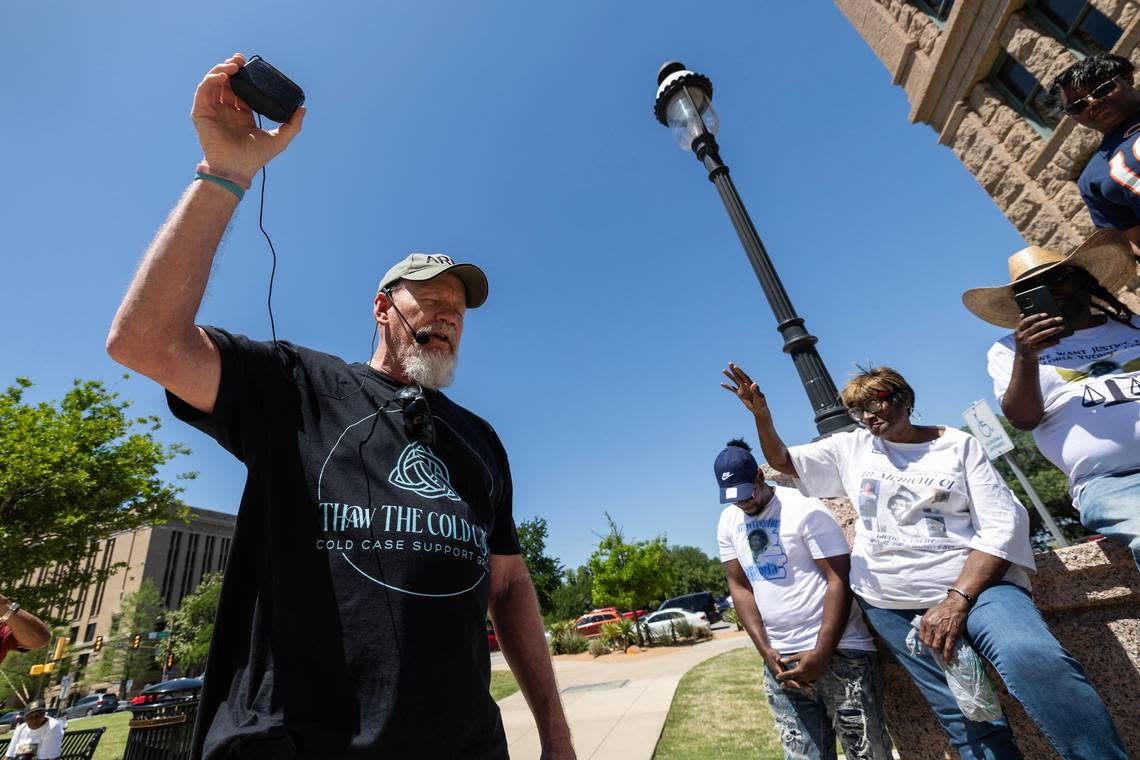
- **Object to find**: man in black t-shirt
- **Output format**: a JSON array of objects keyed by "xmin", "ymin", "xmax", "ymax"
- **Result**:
[{"xmin": 107, "ymin": 53, "xmax": 574, "ymax": 760}]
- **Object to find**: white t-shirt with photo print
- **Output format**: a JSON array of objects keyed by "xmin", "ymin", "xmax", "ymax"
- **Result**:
[
  {"xmin": 5, "ymin": 716, "xmax": 63, "ymax": 759},
  {"xmin": 717, "ymin": 486, "xmax": 875, "ymax": 653},
  {"xmin": 988, "ymin": 316, "xmax": 1140, "ymax": 506},
  {"xmin": 787, "ymin": 428, "xmax": 1035, "ymax": 610}
]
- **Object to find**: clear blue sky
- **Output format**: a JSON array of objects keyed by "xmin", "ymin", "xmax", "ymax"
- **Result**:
[{"xmin": 1, "ymin": 2, "xmax": 1027, "ymax": 571}]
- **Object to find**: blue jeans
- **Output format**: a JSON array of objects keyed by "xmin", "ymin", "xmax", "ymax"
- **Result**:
[
  {"xmin": 859, "ymin": 584, "xmax": 1127, "ymax": 760},
  {"xmin": 762, "ymin": 648, "xmax": 893, "ymax": 760},
  {"xmin": 1080, "ymin": 470, "xmax": 1140, "ymax": 571}
]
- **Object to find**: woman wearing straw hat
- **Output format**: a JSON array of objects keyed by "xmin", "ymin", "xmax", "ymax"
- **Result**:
[
  {"xmin": 722, "ymin": 362, "xmax": 1128, "ymax": 759},
  {"xmin": 963, "ymin": 228, "xmax": 1140, "ymax": 571}
]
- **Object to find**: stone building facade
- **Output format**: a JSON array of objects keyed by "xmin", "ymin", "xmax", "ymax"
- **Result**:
[
  {"xmin": 17, "ymin": 507, "xmax": 235, "ymax": 689},
  {"xmin": 836, "ymin": 0, "xmax": 1140, "ymax": 301}
]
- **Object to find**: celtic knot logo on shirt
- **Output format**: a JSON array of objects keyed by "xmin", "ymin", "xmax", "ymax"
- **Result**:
[{"xmin": 389, "ymin": 443, "xmax": 461, "ymax": 501}]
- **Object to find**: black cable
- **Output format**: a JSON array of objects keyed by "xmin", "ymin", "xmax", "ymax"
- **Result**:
[
  {"xmin": 255, "ymin": 114, "xmax": 280, "ymax": 349},
  {"xmin": 254, "ymin": 112, "xmax": 373, "ymax": 400}
]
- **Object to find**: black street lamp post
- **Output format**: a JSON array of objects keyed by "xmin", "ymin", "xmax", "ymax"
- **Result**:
[{"xmin": 654, "ymin": 61, "xmax": 854, "ymax": 436}]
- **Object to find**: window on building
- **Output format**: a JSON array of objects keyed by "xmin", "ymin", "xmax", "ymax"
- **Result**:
[
  {"xmin": 161, "ymin": 531, "xmax": 184, "ymax": 607},
  {"xmin": 1031, "ymin": 0, "xmax": 1123, "ymax": 56},
  {"xmin": 990, "ymin": 52, "xmax": 1060, "ymax": 135},
  {"xmin": 83, "ymin": 623, "xmax": 97, "ymax": 642},
  {"xmin": 178, "ymin": 533, "xmax": 201, "ymax": 605},
  {"xmin": 910, "ymin": 0, "xmax": 955, "ymax": 23},
  {"xmin": 219, "ymin": 538, "xmax": 231, "ymax": 573},
  {"xmin": 68, "ymin": 626, "xmax": 79, "ymax": 645},
  {"xmin": 89, "ymin": 538, "xmax": 116, "ymax": 618},
  {"xmin": 203, "ymin": 535, "xmax": 216, "ymax": 576}
]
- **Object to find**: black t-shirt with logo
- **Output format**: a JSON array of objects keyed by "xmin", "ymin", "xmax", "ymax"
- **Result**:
[{"xmin": 166, "ymin": 327, "xmax": 520, "ymax": 760}]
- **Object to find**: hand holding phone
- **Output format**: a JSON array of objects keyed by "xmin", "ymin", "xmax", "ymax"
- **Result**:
[{"xmin": 1014, "ymin": 285, "xmax": 1074, "ymax": 340}]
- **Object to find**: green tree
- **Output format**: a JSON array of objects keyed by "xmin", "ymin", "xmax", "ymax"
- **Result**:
[
  {"xmin": 969, "ymin": 418, "xmax": 1090, "ymax": 550},
  {"xmin": 548, "ymin": 566, "xmax": 593, "ymax": 623},
  {"xmin": 0, "ymin": 377, "xmax": 191, "ymax": 620},
  {"xmin": 168, "ymin": 572, "xmax": 223, "ymax": 676},
  {"xmin": 664, "ymin": 545, "xmax": 727, "ymax": 598},
  {"xmin": 90, "ymin": 580, "xmax": 165, "ymax": 689},
  {"xmin": 588, "ymin": 514, "xmax": 676, "ymax": 613},
  {"xmin": 516, "ymin": 517, "xmax": 564, "ymax": 617}
]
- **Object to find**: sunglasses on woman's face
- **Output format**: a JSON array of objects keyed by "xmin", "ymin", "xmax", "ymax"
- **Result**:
[{"xmin": 1063, "ymin": 78, "xmax": 1119, "ymax": 115}]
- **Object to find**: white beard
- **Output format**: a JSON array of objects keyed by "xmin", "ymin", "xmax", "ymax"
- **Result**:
[{"xmin": 396, "ymin": 340, "xmax": 458, "ymax": 389}]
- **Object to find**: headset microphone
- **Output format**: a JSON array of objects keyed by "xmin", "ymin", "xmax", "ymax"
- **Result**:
[{"xmin": 383, "ymin": 288, "xmax": 432, "ymax": 345}]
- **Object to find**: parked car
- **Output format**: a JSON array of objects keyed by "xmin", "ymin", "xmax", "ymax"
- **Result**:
[
  {"xmin": 641, "ymin": 608, "xmax": 711, "ymax": 639},
  {"xmin": 486, "ymin": 620, "xmax": 499, "ymax": 651},
  {"xmin": 0, "ymin": 709, "xmax": 22, "ymax": 728},
  {"xmin": 574, "ymin": 609, "xmax": 623, "ymax": 639},
  {"xmin": 129, "ymin": 677, "xmax": 203, "ymax": 707},
  {"xmin": 657, "ymin": 591, "xmax": 720, "ymax": 623},
  {"xmin": 64, "ymin": 693, "xmax": 118, "ymax": 719},
  {"xmin": 715, "ymin": 595, "xmax": 734, "ymax": 617}
]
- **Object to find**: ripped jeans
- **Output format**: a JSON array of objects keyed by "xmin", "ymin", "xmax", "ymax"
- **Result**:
[{"xmin": 762, "ymin": 648, "xmax": 893, "ymax": 760}]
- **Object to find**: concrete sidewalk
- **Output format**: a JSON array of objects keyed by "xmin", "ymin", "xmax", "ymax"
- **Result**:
[{"xmin": 498, "ymin": 632, "xmax": 751, "ymax": 760}]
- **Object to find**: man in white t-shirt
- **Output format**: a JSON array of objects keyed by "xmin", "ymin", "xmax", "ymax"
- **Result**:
[
  {"xmin": 5, "ymin": 702, "xmax": 63, "ymax": 760},
  {"xmin": 963, "ymin": 230, "xmax": 1140, "ymax": 569},
  {"xmin": 713, "ymin": 440, "xmax": 892, "ymax": 760}
]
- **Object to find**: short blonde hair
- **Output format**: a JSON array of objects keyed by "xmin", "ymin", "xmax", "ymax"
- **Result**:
[{"xmin": 841, "ymin": 365, "xmax": 915, "ymax": 412}]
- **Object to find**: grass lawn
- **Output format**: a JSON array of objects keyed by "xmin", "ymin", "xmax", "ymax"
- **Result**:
[
  {"xmin": 654, "ymin": 647, "xmax": 783, "ymax": 760},
  {"xmin": 490, "ymin": 670, "xmax": 519, "ymax": 701},
  {"xmin": 62, "ymin": 710, "xmax": 131, "ymax": 760}
]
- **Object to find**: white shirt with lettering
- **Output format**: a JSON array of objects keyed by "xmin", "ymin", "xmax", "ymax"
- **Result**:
[
  {"xmin": 5, "ymin": 717, "xmax": 63, "ymax": 759},
  {"xmin": 717, "ymin": 486, "xmax": 875, "ymax": 653},
  {"xmin": 787, "ymin": 428, "xmax": 1035, "ymax": 609},
  {"xmin": 988, "ymin": 316, "xmax": 1140, "ymax": 506}
]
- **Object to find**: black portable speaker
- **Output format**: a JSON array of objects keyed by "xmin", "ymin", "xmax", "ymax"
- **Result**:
[{"xmin": 230, "ymin": 55, "xmax": 305, "ymax": 123}]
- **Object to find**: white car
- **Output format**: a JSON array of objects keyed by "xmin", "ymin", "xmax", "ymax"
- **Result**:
[{"xmin": 641, "ymin": 608, "xmax": 711, "ymax": 639}]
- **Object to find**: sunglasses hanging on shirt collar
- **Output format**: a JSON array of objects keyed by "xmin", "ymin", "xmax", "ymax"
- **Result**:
[{"xmin": 394, "ymin": 385, "xmax": 436, "ymax": 446}]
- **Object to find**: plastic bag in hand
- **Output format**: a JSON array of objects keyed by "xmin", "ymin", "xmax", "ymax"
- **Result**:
[{"xmin": 906, "ymin": 615, "xmax": 1003, "ymax": 722}]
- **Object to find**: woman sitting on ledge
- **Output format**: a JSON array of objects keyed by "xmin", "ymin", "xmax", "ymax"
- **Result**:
[{"xmin": 722, "ymin": 362, "xmax": 1127, "ymax": 760}]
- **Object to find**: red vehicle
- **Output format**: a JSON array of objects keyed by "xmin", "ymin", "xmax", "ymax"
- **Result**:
[
  {"xmin": 574, "ymin": 609, "xmax": 623, "ymax": 639},
  {"xmin": 486, "ymin": 621, "xmax": 499, "ymax": 651}
]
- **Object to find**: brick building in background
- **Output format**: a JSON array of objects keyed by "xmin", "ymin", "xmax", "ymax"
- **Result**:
[
  {"xmin": 21, "ymin": 507, "xmax": 235, "ymax": 689},
  {"xmin": 836, "ymin": 0, "xmax": 1140, "ymax": 302}
]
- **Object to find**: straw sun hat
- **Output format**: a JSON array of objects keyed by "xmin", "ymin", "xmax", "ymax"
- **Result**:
[{"xmin": 962, "ymin": 228, "xmax": 1135, "ymax": 328}]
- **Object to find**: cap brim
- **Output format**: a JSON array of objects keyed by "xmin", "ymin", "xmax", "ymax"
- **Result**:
[
  {"xmin": 963, "ymin": 229, "xmax": 1135, "ymax": 328},
  {"xmin": 719, "ymin": 482, "xmax": 755, "ymax": 504},
  {"xmin": 402, "ymin": 263, "xmax": 489, "ymax": 308}
]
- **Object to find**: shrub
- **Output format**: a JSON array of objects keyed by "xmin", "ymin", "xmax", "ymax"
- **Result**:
[
  {"xmin": 588, "ymin": 638, "xmax": 610, "ymax": 658},
  {"xmin": 723, "ymin": 608, "xmax": 743, "ymax": 631},
  {"xmin": 550, "ymin": 625, "xmax": 589, "ymax": 655},
  {"xmin": 600, "ymin": 619, "xmax": 637, "ymax": 650},
  {"xmin": 673, "ymin": 618, "xmax": 694, "ymax": 639},
  {"xmin": 694, "ymin": 625, "xmax": 713, "ymax": 640}
]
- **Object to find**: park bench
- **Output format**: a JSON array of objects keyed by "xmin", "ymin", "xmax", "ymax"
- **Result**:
[{"xmin": 0, "ymin": 726, "xmax": 105, "ymax": 759}]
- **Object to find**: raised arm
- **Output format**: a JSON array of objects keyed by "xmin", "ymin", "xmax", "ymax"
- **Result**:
[
  {"xmin": 0, "ymin": 593, "xmax": 51, "ymax": 652},
  {"xmin": 106, "ymin": 53, "xmax": 305, "ymax": 414},
  {"xmin": 1000, "ymin": 313, "xmax": 1065, "ymax": 430},
  {"xmin": 721, "ymin": 363, "xmax": 798, "ymax": 477}
]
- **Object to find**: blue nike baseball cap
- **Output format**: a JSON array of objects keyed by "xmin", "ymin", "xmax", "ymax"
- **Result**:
[{"xmin": 714, "ymin": 443, "xmax": 759, "ymax": 504}]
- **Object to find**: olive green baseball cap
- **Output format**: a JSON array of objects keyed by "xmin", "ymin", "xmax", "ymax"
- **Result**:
[{"xmin": 377, "ymin": 253, "xmax": 488, "ymax": 308}]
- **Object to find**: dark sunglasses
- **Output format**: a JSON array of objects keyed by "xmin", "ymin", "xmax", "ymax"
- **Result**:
[
  {"xmin": 1063, "ymin": 78, "xmax": 1119, "ymax": 115},
  {"xmin": 394, "ymin": 385, "xmax": 436, "ymax": 446}
]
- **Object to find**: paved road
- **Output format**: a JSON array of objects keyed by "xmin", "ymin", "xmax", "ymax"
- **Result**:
[{"xmin": 498, "ymin": 631, "xmax": 751, "ymax": 759}]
